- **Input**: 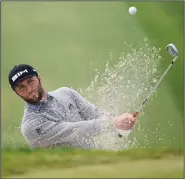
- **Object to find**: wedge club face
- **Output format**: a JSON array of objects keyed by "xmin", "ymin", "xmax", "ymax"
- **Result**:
[{"xmin": 166, "ymin": 43, "xmax": 179, "ymax": 57}]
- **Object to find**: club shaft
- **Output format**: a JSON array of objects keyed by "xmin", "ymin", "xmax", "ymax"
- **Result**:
[{"xmin": 134, "ymin": 56, "xmax": 178, "ymax": 117}]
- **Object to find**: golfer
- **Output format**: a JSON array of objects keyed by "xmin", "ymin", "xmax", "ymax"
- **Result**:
[{"xmin": 9, "ymin": 64, "xmax": 136, "ymax": 149}]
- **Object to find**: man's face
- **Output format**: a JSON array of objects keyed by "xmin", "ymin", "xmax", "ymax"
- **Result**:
[{"xmin": 14, "ymin": 76, "xmax": 44, "ymax": 103}]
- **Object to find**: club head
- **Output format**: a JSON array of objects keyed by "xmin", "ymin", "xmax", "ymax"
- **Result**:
[{"xmin": 166, "ymin": 43, "xmax": 179, "ymax": 57}]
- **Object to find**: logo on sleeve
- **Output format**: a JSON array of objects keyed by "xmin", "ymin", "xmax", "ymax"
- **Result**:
[
  {"xmin": 68, "ymin": 103, "xmax": 74, "ymax": 110},
  {"xmin": 36, "ymin": 127, "xmax": 42, "ymax": 135}
]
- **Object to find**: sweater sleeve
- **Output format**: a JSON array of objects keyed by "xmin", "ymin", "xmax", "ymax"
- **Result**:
[
  {"xmin": 67, "ymin": 87, "xmax": 109, "ymax": 120},
  {"xmin": 21, "ymin": 114, "xmax": 117, "ymax": 149}
]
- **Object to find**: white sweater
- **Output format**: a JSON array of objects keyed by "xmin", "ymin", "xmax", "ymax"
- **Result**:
[{"xmin": 21, "ymin": 87, "xmax": 119, "ymax": 149}]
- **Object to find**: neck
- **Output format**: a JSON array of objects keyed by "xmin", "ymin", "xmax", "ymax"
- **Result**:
[{"xmin": 40, "ymin": 89, "xmax": 48, "ymax": 102}]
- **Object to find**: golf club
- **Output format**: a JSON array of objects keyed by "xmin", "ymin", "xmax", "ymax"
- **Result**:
[{"xmin": 133, "ymin": 43, "xmax": 179, "ymax": 118}]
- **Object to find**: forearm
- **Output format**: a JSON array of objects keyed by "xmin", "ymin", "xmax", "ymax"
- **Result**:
[
  {"xmin": 37, "ymin": 116, "xmax": 117, "ymax": 149},
  {"xmin": 80, "ymin": 104, "xmax": 108, "ymax": 121}
]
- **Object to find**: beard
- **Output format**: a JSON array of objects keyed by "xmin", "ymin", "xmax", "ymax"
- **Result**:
[{"xmin": 23, "ymin": 84, "xmax": 44, "ymax": 104}]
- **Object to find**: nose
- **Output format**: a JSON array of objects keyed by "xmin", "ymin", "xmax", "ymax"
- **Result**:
[{"xmin": 27, "ymin": 85, "xmax": 33, "ymax": 94}]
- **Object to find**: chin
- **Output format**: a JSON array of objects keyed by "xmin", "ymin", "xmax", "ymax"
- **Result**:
[{"xmin": 26, "ymin": 98, "xmax": 41, "ymax": 104}]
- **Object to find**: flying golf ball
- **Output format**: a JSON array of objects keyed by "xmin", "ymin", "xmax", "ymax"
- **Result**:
[{"xmin": 129, "ymin": 6, "xmax": 137, "ymax": 15}]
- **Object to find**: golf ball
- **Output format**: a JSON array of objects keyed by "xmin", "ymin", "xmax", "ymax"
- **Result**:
[{"xmin": 129, "ymin": 6, "xmax": 137, "ymax": 15}]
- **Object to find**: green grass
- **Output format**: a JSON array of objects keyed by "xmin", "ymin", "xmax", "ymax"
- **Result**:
[
  {"xmin": 8, "ymin": 159, "xmax": 183, "ymax": 178},
  {"xmin": 2, "ymin": 148, "xmax": 184, "ymax": 177},
  {"xmin": 1, "ymin": 2, "xmax": 184, "ymax": 149}
]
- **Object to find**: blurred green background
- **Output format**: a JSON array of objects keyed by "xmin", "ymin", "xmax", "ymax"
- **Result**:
[
  {"xmin": 2, "ymin": 1, "xmax": 183, "ymax": 148},
  {"xmin": 1, "ymin": 1, "xmax": 184, "ymax": 177}
]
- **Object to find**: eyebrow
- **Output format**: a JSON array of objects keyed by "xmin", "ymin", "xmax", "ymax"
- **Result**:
[
  {"xmin": 16, "ymin": 77, "xmax": 34, "ymax": 87},
  {"xmin": 16, "ymin": 83, "xmax": 24, "ymax": 88},
  {"xmin": 27, "ymin": 77, "xmax": 33, "ymax": 81}
]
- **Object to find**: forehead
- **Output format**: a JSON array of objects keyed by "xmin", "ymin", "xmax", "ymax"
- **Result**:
[{"xmin": 16, "ymin": 76, "xmax": 37, "ymax": 86}]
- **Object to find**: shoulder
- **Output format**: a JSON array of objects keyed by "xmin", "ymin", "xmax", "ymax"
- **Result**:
[
  {"xmin": 49, "ymin": 87, "xmax": 71, "ymax": 94},
  {"xmin": 49, "ymin": 87, "xmax": 79, "ymax": 98}
]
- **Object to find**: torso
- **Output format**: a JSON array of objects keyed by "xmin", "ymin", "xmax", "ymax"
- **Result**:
[{"xmin": 21, "ymin": 87, "xmax": 86, "ymax": 148}]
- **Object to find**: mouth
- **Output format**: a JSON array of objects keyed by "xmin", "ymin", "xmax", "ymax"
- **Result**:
[{"xmin": 29, "ymin": 92, "xmax": 39, "ymax": 98}]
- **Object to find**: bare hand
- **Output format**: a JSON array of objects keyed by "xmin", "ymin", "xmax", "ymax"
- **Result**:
[{"xmin": 113, "ymin": 113, "xmax": 136, "ymax": 131}]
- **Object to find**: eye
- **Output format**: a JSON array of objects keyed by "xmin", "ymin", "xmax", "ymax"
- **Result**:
[
  {"xmin": 18, "ymin": 85, "xmax": 24, "ymax": 91},
  {"xmin": 28, "ymin": 78, "xmax": 34, "ymax": 84}
]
